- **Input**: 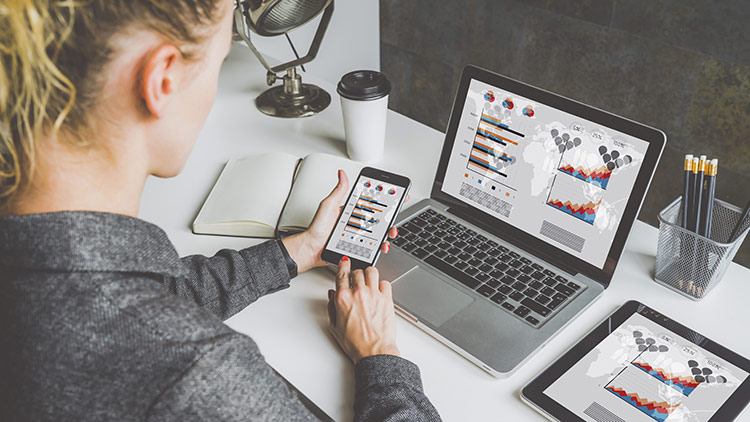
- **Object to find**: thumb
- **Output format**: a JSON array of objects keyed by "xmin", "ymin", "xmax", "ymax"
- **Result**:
[{"xmin": 322, "ymin": 169, "xmax": 349, "ymax": 206}]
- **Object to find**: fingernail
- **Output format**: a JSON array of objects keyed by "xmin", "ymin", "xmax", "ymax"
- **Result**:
[
  {"xmin": 341, "ymin": 256, "xmax": 349, "ymax": 262},
  {"xmin": 385, "ymin": 243, "xmax": 390, "ymax": 252},
  {"xmin": 394, "ymin": 228, "xmax": 399, "ymax": 236},
  {"xmin": 328, "ymin": 290, "xmax": 334, "ymax": 299}
]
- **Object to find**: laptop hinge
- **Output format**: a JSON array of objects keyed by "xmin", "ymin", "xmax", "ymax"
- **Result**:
[{"xmin": 446, "ymin": 207, "xmax": 579, "ymax": 276}]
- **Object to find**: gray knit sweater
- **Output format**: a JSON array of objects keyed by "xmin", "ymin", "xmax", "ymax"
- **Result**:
[{"xmin": 0, "ymin": 211, "xmax": 441, "ymax": 421}]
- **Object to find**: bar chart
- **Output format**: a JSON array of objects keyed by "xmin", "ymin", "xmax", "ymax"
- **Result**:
[
  {"xmin": 345, "ymin": 194, "xmax": 386, "ymax": 238},
  {"xmin": 466, "ymin": 112, "xmax": 525, "ymax": 189}
]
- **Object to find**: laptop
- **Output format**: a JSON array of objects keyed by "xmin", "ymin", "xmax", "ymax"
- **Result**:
[{"xmin": 377, "ymin": 65, "xmax": 666, "ymax": 377}]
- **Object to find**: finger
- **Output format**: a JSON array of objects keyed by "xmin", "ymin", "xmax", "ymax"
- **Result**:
[
  {"xmin": 405, "ymin": 194, "xmax": 411, "ymax": 203},
  {"xmin": 351, "ymin": 268, "xmax": 366, "ymax": 290},
  {"xmin": 365, "ymin": 266, "xmax": 379, "ymax": 290},
  {"xmin": 336, "ymin": 257, "xmax": 351, "ymax": 291},
  {"xmin": 327, "ymin": 289, "xmax": 337, "ymax": 326},
  {"xmin": 379, "ymin": 279, "xmax": 392, "ymax": 295},
  {"xmin": 388, "ymin": 226, "xmax": 398, "ymax": 239},
  {"xmin": 380, "ymin": 241, "xmax": 391, "ymax": 254},
  {"xmin": 321, "ymin": 170, "xmax": 349, "ymax": 208}
]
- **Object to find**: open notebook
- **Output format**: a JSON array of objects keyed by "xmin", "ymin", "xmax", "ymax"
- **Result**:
[{"xmin": 192, "ymin": 152, "xmax": 362, "ymax": 238}]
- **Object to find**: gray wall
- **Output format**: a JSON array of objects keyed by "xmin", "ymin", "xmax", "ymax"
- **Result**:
[{"xmin": 380, "ymin": 0, "xmax": 750, "ymax": 267}]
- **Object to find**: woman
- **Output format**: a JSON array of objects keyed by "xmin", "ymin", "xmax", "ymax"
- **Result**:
[{"xmin": 0, "ymin": 1, "xmax": 440, "ymax": 420}]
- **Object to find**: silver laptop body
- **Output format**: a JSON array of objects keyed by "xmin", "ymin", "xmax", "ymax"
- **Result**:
[{"xmin": 378, "ymin": 65, "xmax": 665, "ymax": 377}]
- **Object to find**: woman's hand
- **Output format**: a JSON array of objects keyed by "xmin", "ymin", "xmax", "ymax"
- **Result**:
[
  {"xmin": 282, "ymin": 170, "xmax": 398, "ymax": 274},
  {"xmin": 327, "ymin": 257, "xmax": 400, "ymax": 363}
]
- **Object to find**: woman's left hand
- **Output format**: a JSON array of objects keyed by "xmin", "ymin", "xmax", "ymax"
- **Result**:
[{"xmin": 281, "ymin": 170, "xmax": 399, "ymax": 274}]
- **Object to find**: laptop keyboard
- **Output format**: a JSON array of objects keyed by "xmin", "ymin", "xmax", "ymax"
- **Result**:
[{"xmin": 391, "ymin": 208, "xmax": 586, "ymax": 328}]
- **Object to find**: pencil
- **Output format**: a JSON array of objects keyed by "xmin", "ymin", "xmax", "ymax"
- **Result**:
[
  {"xmin": 702, "ymin": 159, "xmax": 717, "ymax": 238},
  {"xmin": 693, "ymin": 155, "xmax": 706, "ymax": 233},
  {"xmin": 689, "ymin": 157, "xmax": 700, "ymax": 232},
  {"xmin": 682, "ymin": 154, "xmax": 693, "ymax": 229}
]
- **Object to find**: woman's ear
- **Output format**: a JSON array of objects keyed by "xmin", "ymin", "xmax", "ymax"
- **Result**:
[{"xmin": 139, "ymin": 44, "xmax": 182, "ymax": 118}]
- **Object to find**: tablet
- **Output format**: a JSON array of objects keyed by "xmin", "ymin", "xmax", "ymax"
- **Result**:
[{"xmin": 522, "ymin": 301, "xmax": 750, "ymax": 421}]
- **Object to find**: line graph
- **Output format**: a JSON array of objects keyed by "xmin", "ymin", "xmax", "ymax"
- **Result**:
[
  {"xmin": 546, "ymin": 173, "xmax": 603, "ymax": 225},
  {"xmin": 558, "ymin": 164, "xmax": 612, "ymax": 189}
]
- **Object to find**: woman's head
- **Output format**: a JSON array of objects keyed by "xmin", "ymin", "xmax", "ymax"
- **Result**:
[{"xmin": 0, "ymin": 0, "xmax": 233, "ymax": 210}]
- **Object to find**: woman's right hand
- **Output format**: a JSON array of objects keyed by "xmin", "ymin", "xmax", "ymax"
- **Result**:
[{"xmin": 327, "ymin": 257, "xmax": 400, "ymax": 363}]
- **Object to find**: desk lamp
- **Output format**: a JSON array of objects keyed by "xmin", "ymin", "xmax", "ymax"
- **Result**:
[{"xmin": 233, "ymin": 0, "xmax": 334, "ymax": 118}]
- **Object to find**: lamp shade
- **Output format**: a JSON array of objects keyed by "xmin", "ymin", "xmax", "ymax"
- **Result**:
[{"xmin": 241, "ymin": 0, "xmax": 332, "ymax": 36}]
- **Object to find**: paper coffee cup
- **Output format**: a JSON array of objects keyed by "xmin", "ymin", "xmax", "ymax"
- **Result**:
[{"xmin": 337, "ymin": 70, "xmax": 391, "ymax": 162}]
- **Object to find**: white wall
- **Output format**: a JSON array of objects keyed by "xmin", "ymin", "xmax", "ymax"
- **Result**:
[{"xmin": 237, "ymin": 0, "xmax": 380, "ymax": 86}]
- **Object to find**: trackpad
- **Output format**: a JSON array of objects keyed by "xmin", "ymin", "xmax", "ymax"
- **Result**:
[{"xmin": 392, "ymin": 267, "xmax": 474, "ymax": 327}]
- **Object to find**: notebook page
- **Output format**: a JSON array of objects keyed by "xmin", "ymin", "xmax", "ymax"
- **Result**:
[{"xmin": 278, "ymin": 153, "xmax": 362, "ymax": 232}]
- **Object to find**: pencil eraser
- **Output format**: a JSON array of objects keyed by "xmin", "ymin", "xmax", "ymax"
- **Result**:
[
  {"xmin": 711, "ymin": 159, "xmax": 718, "ymax": 165},
  {"xmin": 685, "ymin": 154, "xmax": 693, "ymax": 161},
  {"xmin": 693, "ymin": 157, "xmax": 699, "ymax": 163},
  {"xmin": 699, "ymin": 155, "xmax": 707, "ymax": 161}
]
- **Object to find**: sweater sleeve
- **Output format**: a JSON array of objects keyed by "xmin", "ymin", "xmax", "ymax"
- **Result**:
[
  {"xmin": 146, "ymin": 334, "xmax": 322, "ymax": 422},
  {"xmin": 354, "ymin": 355, "xmax": 442, "ymax": 422},
  {"xmin": 163, "ymin": 239, "xmax": 292, "ymax": 320}
]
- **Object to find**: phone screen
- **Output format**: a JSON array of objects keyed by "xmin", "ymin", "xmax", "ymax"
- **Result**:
[{"xmin": 325, "ymin": 174, "xmax": 408, "ymax": 265}]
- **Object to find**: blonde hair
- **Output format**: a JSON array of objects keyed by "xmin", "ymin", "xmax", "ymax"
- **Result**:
[{"xmin": 0, "ymin": 0, "xmax": 222, "ymax": 210}]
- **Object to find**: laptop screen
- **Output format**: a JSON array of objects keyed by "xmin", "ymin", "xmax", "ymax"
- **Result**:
[{"xmin": 440, "ymin": 78, "xmax": 651, "ymax": 269}]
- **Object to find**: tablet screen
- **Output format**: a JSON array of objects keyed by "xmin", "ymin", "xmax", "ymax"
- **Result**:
[{"xmin": 543, "ymin": 312, "xmax": 749, "ymax": 421}]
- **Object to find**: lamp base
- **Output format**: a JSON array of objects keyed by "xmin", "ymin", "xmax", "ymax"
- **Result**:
[{"xmin": 255, "ymin": 83, "xmax": 331, "ymax": 118}]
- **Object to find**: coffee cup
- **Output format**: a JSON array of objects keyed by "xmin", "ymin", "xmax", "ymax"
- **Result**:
[{"xmin": 337, "ymin": 70, "xmax": 391, "ymax": 162}]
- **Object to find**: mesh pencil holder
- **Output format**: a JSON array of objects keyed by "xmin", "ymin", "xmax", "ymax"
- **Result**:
[{"xmin": 654, "ymin": 197, "xmax": 750, "ymax": 300}]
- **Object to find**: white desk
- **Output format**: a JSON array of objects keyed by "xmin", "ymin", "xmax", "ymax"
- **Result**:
[{"xmin": 140, "ymin": 44, "xmax": 750, "ymax": 421}]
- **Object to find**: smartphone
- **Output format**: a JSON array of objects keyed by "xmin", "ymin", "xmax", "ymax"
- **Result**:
[{"xmin": 322, "ymin": 167, "xmax": 411, "ymax": 270}]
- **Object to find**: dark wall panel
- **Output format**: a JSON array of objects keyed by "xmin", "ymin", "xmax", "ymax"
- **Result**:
[{"xmin": 380, "ymin": 0, "xmax": 750, "ymax": 267}]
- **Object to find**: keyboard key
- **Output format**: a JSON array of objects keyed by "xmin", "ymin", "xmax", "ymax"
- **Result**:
[
  {"xmin": 543, "ymin": 269, "xmax": 556, "ymax": 277},
  {"xmin": 510, "ymin": 291, "xmax": 524, "ymax": 301},
  {"xmin": 403, "ymin": 222, "xmax": 421, "ymax": 232},
  {"xmin": 506, "ymin": 268, "xmax": 520, "ymax": 278},
  {"xmin": 512, "ymin": 281, "xmax": 525, "ymax": 290},
  {"xmin": 465, "ymin": 267, "xmax": 479, "ymax": 276},
  {"xmin": 501, "ymin": 302, "xmax": 515, "ymax": 311},
  {"xmin": 524, "ymin": 288, "xmax": 539, "ymax": 298},
  {"xmin": 490, "ymin": 293, "xmax": 506, "ymax": 304},
  {"xmin": 520, "ymin": 257, "xmax": 532, "ymax": 265},
  {"xmin": 499, "ymin": 245, "xmax": 509, "ymax": 252},
  {"xmin": 402, "ymin": 243, "xmax": 417, "ymax": 252},
  {"xmin": 477, "ymin": 273, "xmax": 490, "ymax": 282},
  {"xmin": 434, "ymin": 250, "xmax": 448, "ymax": 258},
  {"xmin": 529, "ymin": 281, "xmax": 543, "ymax": 290},
  {"xmin": 466, "ymin": 229, "xmax": 477, "ymax": 236},
  {"xmin": 438, "ymin": 241, "xmax": 451, "ymax": 249},
  {"xmin": 468, "ymin": 258, "xmax": 482, "ymax": 267},
  {"xmin": 486, "ymin": 240, "xmax": 499, "ymax": 247},
  {"xmin": 392, "ymin": 237, "xmax": 407, "ymax": 246},
  {"xmin": 568, "ymin": 281, "xmax": 581, "ymax": 290},
  {"xmin": 424, "ymin": 255, "xmax": 480, "ymax": 289},
  {"xmin": 424, "ymin": 245, "xmax": 437, "ymax": 253},
  {"xmin": 542, "ymin": 277, "xmax": 557, "ymax": 286},
  {"xmin": 489, "ymin": 270, "xmax": 503, "ymax": 278},
  {"xmin": 552, "ymin": 293, "xmax": 567, "ymax": 302},
  {"xmin": 532, "ymin": 263, "xmax": 543, "ymax": 271},
  {"xmin": 445, "ymin": 256, "xmax": 457, "ymax": 264},
  {"xmin": 536, "ymin": 295, "xmax": 551, "ymax": 304},
  {"xmin": 509, "ymin": 251, "xmax": 520, "ymax": 259},
  {"xmin": 448, "ymin": 247, "xmax": 460, "ymax": 255},
  {"xmin": 475, "ymin": 234, "xmax": 487, "ymax": 242},
  {"xmin": 487, "ymin": 279, "xmax": 500, "ymax": 288},
  {"xmin": 495, "ymin": 262, "xmax": 509, "ymax": 272},
  {"xmin": 548, "ymin": 299, "xmax": 564, "ymax": 310},
  {"xmin": 444, "ymin": 235, "xmax": 457, "ymax": 243},
  {"xmin": 427, "ymin": 236, "xmax": 441, "ymax": 244},
  {"xmin": 455, "ymin": 261, "xmax": 468, "ymax": 270},
  {"xmin": 531, "ymin": 271, "xmax": 545, "ymax": 280},
  {"xmin": 425, "ymin": 208, "xmax": 436, "ymax": 215},
  {"xmin": 477, "ymin": 285, "xmax": 494, "ymax": 297},
  {"xmin": 458, "ymin": 253, "xmax": 471, "ymax": 261},
  {"xmin": 436, "ymin": 213, "xmax": 446, "ymax": 220},
  {"xmin": 498, "ymin": 285, "xmax": 512, "ymax": 294},
  {"xmin": 412, "ymin": 248, "xmax": 429, "ymax": 259},
  {"xmin": 475, "ymin": 251, "xmax": 487, "ymax": 260},
  {"xmin": 517, "ymin": 274, "xmax": 532, "ymax": 283},
  {"xmin": 554, "ymin": 283, "xmax": 575, "ymax": 297},
  {"xmin": 514, "ymin": 306, "xmax": 530, "ymax": 318},
  {"xmin": 508, "ymin": 260, "xmax": 522, "ymax": 268},
  {"xmin": 464, "ymin": 246, "xmax": 477, "ymax": 254},
  {"xmin": 541, "ymin": 287, "xmax": 556, "ymax": 297},
  {"xmin": 501, "ymin": 276, "xmax": 514, "ymax": 285},
  {"xmin": 411, "ymin": 218, "xmax": 427, "ymax": 227},
  {"xmin": 521, "ymin": 298, "xmax": 551, "ymax": 317},
  {"xmin": 526, "ymin": 316, "xmax": 540, "ymax": 325},
  {"xmin": 555, "ymin": 275, "xmax": 569, "ymax": 283},
  {"xmin": 479, "ymin": 264, "xmax": 493, "ymax": 273},
  {"xmin": 454, "ymin": 241, "xmax": 467, "ymax": 248},
  {"xmin": 484, "ymin": 257, "xmax": 499, "ymax": 266},
  {"xmin": 520, "ymin": 265, "xmax": 535, "ymax": 274},
  {"xmin": 414, "ymin": 239, "xmax": 428, "ymax": 247}
]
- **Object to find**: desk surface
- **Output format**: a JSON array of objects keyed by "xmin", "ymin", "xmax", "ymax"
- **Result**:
[{"xmin": 140, "ymin": 44, "xmax": 750, "ymax": 421}]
